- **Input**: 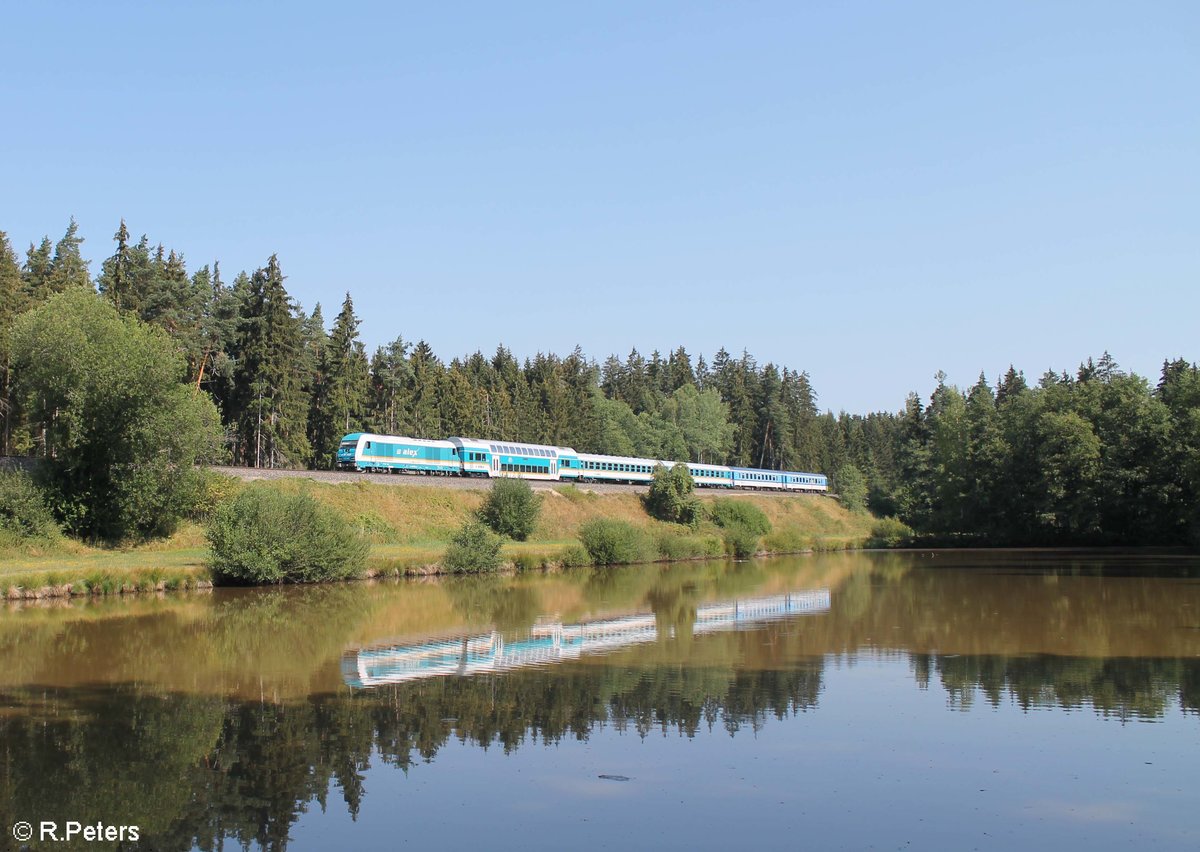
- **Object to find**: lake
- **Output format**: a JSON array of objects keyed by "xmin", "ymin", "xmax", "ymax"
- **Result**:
[{"xmin": 1, "ymin": 551, "xmax": 1197, "ymax": 850}]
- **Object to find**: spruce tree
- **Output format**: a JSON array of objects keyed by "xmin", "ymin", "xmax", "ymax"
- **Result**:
[
  {"xmin": 22, "ymin": 236, "xmax": 54, "ymax": 302},
  {"xmin": 310, "ymin": 294, "xmax": 369, "ymax": 466},
  {"xmin": 46, "ymin": 218, "xmax": 91, "ymax": 292},
  {"xmin": 0, "ymin": 232, "xmax": 25, "ymax": 454},
  {"xmin": 233, "ymin": 255, "xmax": 310, "ymax": 467}
]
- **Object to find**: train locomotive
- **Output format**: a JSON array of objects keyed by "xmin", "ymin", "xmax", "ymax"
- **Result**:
[{"xmin": 336, "ymin": 432, "xmax": 828, "ymax": 493}]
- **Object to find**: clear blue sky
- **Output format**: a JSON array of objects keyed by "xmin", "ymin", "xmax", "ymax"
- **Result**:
[{"xmin": 3, "ymin": 1, "xmax": 1197, "ymax": 413}]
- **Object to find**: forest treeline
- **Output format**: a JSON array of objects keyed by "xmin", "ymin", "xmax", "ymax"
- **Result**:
[{"xmin": 1, "ymin": 219, "xmax": 1197, "ymax": 545}]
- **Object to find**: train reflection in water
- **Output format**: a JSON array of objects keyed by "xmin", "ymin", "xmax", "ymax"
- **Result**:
[{"xmin": 342, "ymin": 590, "xmax": 831, "ymax": 689}]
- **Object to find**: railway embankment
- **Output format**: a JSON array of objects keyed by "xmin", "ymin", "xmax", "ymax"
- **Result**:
[{"xmin": 1, "ymin": 471, "xmax": 878, "ymax": 599}]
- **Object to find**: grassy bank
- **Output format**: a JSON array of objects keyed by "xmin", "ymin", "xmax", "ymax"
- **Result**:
[{"xmin": 1, "ymin": 476, "xmax": 878, "ymax": 595}]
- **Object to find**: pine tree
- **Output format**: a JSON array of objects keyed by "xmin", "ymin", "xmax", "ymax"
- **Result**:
[
  {"xmin": 233, "ymin": 255, "xmax": 310, "ymax": 467},
  {"xmin": 46, "ymin": 218, "xmax": 91, "ymax": 293},
  {"xmin": 309, "ymin": 294, "xmax": 370, "ymax": 466},
  {"xmin": 368, "ymin": 336, "xmax": 412, "ymax": 435},
  {"xmin": 22, "ymin": 236, "xmax": 54, "ymax": 302},
  {"xmin": 408, "ymin": 340, "xmax": 443, "ymax": 438},
  {"xmin": 667, "ymin": 346, "xmax": 695, "ymax": 392},
  {"xmin": 97, "ymin": 220, "xmax": 132, "ymax": 310},
  {"xmin": 0, "ymin": 232, "xmax": 26, "ymax": 454}
]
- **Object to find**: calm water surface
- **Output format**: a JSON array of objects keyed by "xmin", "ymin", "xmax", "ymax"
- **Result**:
[{"xmin": 1, "ymin": 551, "xmax": 1198, "ymax": 850}]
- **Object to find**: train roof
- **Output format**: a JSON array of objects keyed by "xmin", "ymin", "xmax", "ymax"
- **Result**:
[
  {"xmin": 575, "ymin": 451, "xmax": 677, "ymax": 467},
  {"xmin": 355, "ymin": 433, "xmax": 456, "ymax": 449},
  {"xmin": 731, "ymin": 466, "xmax": 826, "ymax": 478},
  {"xmin": 450, "ymin": 436, "xmax": 578, "ymax": 458}
]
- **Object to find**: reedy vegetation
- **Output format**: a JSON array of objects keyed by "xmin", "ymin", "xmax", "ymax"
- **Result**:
[{"xmin": 0, "ymin": 220, "xmax": 1197, "ymax": 547}]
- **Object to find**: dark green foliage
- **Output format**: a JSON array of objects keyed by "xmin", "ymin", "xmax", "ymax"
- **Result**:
[
  {"xmin": 578, "ymin": 519, "xmax": 655, "ymax": 565},
  {"xmin": 207, "ymin": 486, "xmax": 368, "ymax": 583},
  {"xmin": 11, "ymin": 289, "xmax": 223, "ymax": 541},
  {"xmin": 308, "ymin": 293, "xmax": 370, "ymax": 468},
  {"xmin": 443, "ymin": 520, "xmax": 504, "ymax": 573},
  {"xmin": 0, "ymin": 232, "xmax": 25, "ymax": 455},
  {"xmin": 645, "ymin": 463, "xmax": 702, "ymax": 527},
  {"xmin": 0, "ymin": 469, "xmax": 60, "ymax": 540},
  {"xmin": 478, "ymin": 477, "xmax": 542, "ymax": 540},
  {"xmin": 232, "ymin": 255, "xmax": 311, "ymax": 468},
  {"xmin": 708, "ymin": 498, "xmax": 772, "ymax": 536}
]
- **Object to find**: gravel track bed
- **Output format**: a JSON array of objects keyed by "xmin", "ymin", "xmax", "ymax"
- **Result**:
[
  {"xmin": 208, "ymin": 465, "xmax": 649, "ymax": 494},
  {"xmin": 207, "ymin": 465, "xmax": 805, "ymax": 497}
]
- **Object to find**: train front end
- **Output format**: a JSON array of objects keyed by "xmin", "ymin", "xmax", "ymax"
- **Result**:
[{"xmin": 337, "ymin": 433, "xmax": 365, "ymax": 470}]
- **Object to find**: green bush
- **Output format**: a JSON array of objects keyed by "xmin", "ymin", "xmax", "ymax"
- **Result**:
[
  {"xmin": 869, "ymin": 516, "xmax": 914, "ymax": 548},
  {"xmin": 0, "ymin": 470, "xmax": 61, "ymax": 540},
  {"xmin": 443, "ymin": 521, "xmax": 504, "ymax": 573},
  {"xmin": 207, "ymin": 486, "xmax": 368, "ymax": 584},
  {"xmin": 708, "ymin": 498, "xmax": 772, "ymax": 535},
  {"xmin": 182, "ymin": 469, "xmax": 241, "ymax": 522},
  {"xmin": 763, "ymin": 528, "xmax": 811, "ymax": 553},
  {"xmin": 644, "ymin": 463, "xmax": 703, "ymax": 527},
  {"xmin": 479, "ymin": 477, "xmax": 542, "ymax": 540},
  {"xmin": 559, "ymin": 544, "xmax": 594, "ymax": 567},
  {"xmin": 723, "ymin": 525, "xmax": 762, "ymax": 558},
  {"xmin": 654, "ymin": 530, "xmax": 723, "ymax": 560},
  {"xmin": 578, "ymin": 519, "xmax": 655, "ymax": 566}
]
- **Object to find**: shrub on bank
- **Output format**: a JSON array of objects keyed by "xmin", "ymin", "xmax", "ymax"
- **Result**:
[
  {"xmin": 644, "ymin": 464, "xmax": 703, "ymax": 527},
  {"xmin": 0, "ymin": 470, "xmax": 61, "ymax": 541},
  {"xmin": 578, "ymin": 519, "xmax": 655, "ymax": 566},
  {"xmin": 708, "ymin": 499, "xmax": 772, "ymax": 536},
  {"xmin": 207, "ymin": 486, "xmax": 368, "ymax": 584},
  {"xmin": 709, "ymin": 497, "xmax": 772, "ymax": 558},
  {"xmin": 182, "ymin": 468, "xmax": 241, "ymax": 522},
  {"xmin": 478, "ymin": 477, "xmax": 542, "ymax": 540},
  {"xmin": 868, "ymin": 516, "xmax": 914, "ymax": 548},
  {"xmin": 559, "ymin": 544, "xmax": 594, "ymax": 567},
  {"xmin": 763, "ymin": 527, "xmax": 811, "ymax": 553},
  {"xmin": 722, "ymin": 524, "xmax": 762, "ymax": 558},
  {"xmin": 654, "ymin": 529, "xmax": 723, "ymax": 560},
  {"xmin": 443, "ymin": 521, "xmax": 504, "ymax": 573}
]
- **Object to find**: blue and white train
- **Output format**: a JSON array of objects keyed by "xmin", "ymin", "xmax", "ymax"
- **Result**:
[{"xmin": 336, "ymin": 432, "xmax": 828, "ymax": 493}]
